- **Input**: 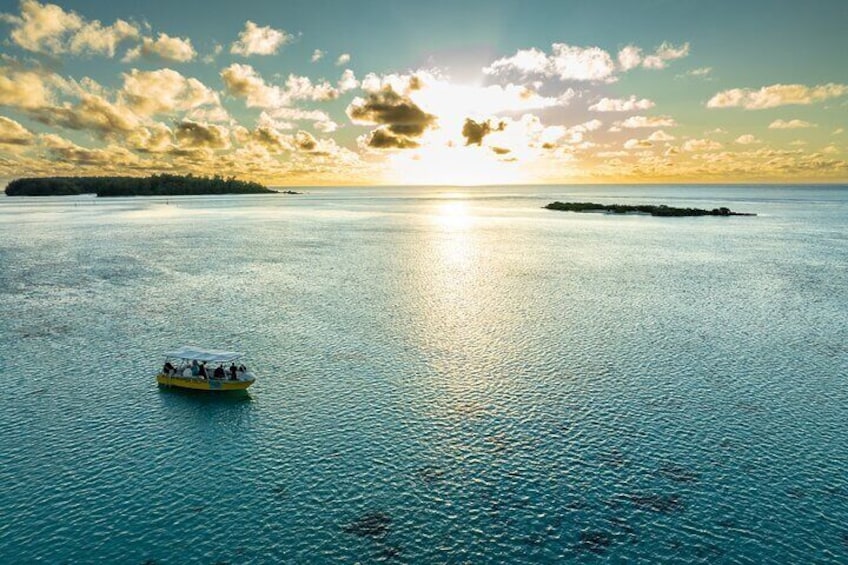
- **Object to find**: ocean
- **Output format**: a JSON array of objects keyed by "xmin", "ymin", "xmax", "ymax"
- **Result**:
[{"xmin": 1, "ymin": 185, "xmax": 846, "ymax": 563}]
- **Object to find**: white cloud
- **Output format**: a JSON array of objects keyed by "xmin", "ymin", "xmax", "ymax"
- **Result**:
[
  {"xmin": 834, "ymin": 128, "xmax": 844, "ymax": 135},
  {"xmin": 230, "ymin": 21, "xmax": 292, "ymax": 56},
  {"xmin": 735, "ymin": 134, "xmax": 761, "ymax": 145},
  {"xmin": 2, "ymin": 0, "xmax": 82, "ymax": 54},
  {"xmin": 617, "ymin": 45, "xmax": 642, "ymax": 71},
  {"xmin": 220, "ymin": 63, "xmax": 285, "ymax": 108},
  {"xmin": 589, "ymin": 95, "xmax": 655, "ymax": 112},
  {"xmin": 483, "ymin": 47, "xmax": 550, "ymax": 76},
  {"xmin": 549, "ymin": 43, "xmax": 616, "ymax": 81},
  {"xmin": 618, "ymin": 115, "xmax": 677, "ymax": 128},
  {"xmin": 338, "ymin": 69, "xmax": 359, "ymax": 92},
  {"xmin": 708, "ymin": 83, "xmax": 848, "ymax": 109},
  {"xmin": 2, "ymin": 0, "xmax": 139, "ymax": 57},
  {"xmin": 311, "ymin": 49, "xmax": 324, "ymax": 62},
  {"xmin": 485, "ymin": 41, "xmax": 687, "ymax": 82},
  {"xmin": 686, "ymin": 67, "xmax": 712, "ymax": 77},
  {"xmin": 121, "ymin": 68, "xmax": 219, "ymax": 116},
  {"xmin": 768, "ymin": 119, "xmax": 816, "ymax": 129},
  {"xmin": 285, "ymin": 74, "xmax": 339, "ymax": 101},
  {"xmin": 624, "ymin": 138, "xmax": 653, "ymax": 149},
  {"xmin": 69, "ymin": 19, "xmax": 138, "ymax": 57},
  {"xmin": 641, "ymin": 42, "xmax": 689, "ymax": 69},
  {"xmin": 0, "ymin": 68, "xmax": 54, "ymax": 109},
  {"xmin": 682, "ymin": 138, "xmax": 722, "ymax": 152},
  {"xmin": 123, "ymin": 33, "xmax": 196, "ymax": 62},
  {"xmin": 336, "ymin": 53, "xmax": 351, "ymax": 66},
  {"xmin": 648, "ymin": 130, "xmax": 675, "ymax": 141}
]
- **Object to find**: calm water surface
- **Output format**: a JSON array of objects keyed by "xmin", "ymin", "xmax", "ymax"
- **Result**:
[{"xmin": 1, "ymin": 185, "xmax": 846, "ymax": 563}]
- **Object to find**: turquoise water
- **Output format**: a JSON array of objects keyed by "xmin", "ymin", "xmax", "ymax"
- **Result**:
[{"xmin": 1, "ymin": 185, "xmax": 846, "ymax": 563}]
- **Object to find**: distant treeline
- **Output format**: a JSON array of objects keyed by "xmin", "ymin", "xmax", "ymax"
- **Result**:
[
  {"xmin": 544, "ymin": 201, "xmax": 756, "ymax": 217},
  {"xmin": 4, "ymin": 174, "xmax": 275, "ymax": 197}
]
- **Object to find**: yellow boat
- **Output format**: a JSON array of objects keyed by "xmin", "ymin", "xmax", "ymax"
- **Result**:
[{"xmin": 157, "ymin": 346, "xmax": 256, "ymax": 391}]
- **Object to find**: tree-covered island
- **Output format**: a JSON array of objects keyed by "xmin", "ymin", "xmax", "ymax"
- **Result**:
[
  {"xmin": 4, "ymin": 174, "xmax": 277, "ymax": 197},
  {"xmin": 544, "ymin": 202, "xmax": 756, "ymax": 217}
]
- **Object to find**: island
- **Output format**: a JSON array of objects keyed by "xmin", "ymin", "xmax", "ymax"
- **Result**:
[
  {"xmin": 4, "ymin": 174, "xmax": 277, "ymax": 197},
  {"xmin": 544, "ymin": 201, "xmax": 756, "ymax": 217}
]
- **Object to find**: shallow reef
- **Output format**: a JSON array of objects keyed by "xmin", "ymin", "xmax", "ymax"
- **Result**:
[{"xmin": 342, "ymin": 511, "xmax": 392, "ymax": 538}]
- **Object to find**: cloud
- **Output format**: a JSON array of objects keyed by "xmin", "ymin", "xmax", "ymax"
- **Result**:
[
  {"xmin": 0, "ymin": 116, "xmax": 35, "ymax": 145},
  {"xmin": 647, "ymin": 130, "xmax": 675, "ymax": 142},
  {"xmin": 642, "ymin": 42, "xmax": 689, "ymax": 69},
  {"xmin": 484, "ymin": 43, "xmax": 615, "ymax": 81},
  {"xmin": 220, "ymin": 63, "xmax": 285, "ymax": 108},
  {"xmin": 311, "ymin": 49, "xmax": 324, "ymax": 62},
  {"xmin": 30, "ymin": 92, "xmax": 139, "ymax": 135},
  {"xmin": 336, "ymin": 53, "xmax": 351, "ymax": 66},
  {"xmin": 0, "ymin": 68, "xmax": 54, "ymax": 109},
  {"xmin": 624, "ymin": 138, "xmax": 652, "ymax": 149},
  {"xmin": 338, "ymin": 69, "xmax": 359, "ymax": 92},
  {"xmin": 362, "ymin": 127, "xmax": 420, "ymax": 149},
  {"xmin": 834, "ymin": 128, "xmax": 844, "ymax": 135},
  {"xmin": 174, "ymin": 120, "xmax": 230, "ymax": 149},
  {"xmin": 618, "ymin": 115, "xmax": 677, "ymax": 128},
  {"xmin": 589, "ymin": 95, "xmax": 655, "ymax": 112},
  {"xmin": 548, "ymin": 43, "xmax": 616, "ymax": 81},
  {"xmin": 2, "ymin": 0, "xmax": 140, "ymax": 57},
  {"xmin": 285, "ymin": 74, "xmax": 339, "ymax": 101},
  {"xmin": 735, "ymin": 134, "xmax": 761, "ymax": 144},
  {"xmin": 682, "ymin": 138, "xmax": 722, "ymax": 152},
  {"xmin": 461, "ymin": 118, "xmax": 505, "ymax": 146},
  {"xmin": 617, "ymin": 45, "xmax": 642, "ymax": 71},
  {"xmin": 485, "ymin": 41, "xmax": 687, "ymax": 82},
  {"xmin": 685, "ymin": 67, "xmax": 712, "ymax": 77},
  {"xmin": 69, "ymin": 19, "xmax": 139, "ymax": 57},
  {"xmin": 127, "ymin": 122, "xmax": 173, "ymax": 153},
  {"xmin": 768, "ymin": 119, "xmax": 816, "ymax": 129},
  {"xmin": 294, "ymin": 130, "xmax": 317, "ymax": 151},
  {"xmin": 2, "ymin": 0, "xmax": 82, "ymax": 54},
  {"xmin": 123, "ymin": 33, "xmax": 196, "ymax": 62},
  {"xmin": 121, "ymin": 68, "xmax": 220, "ymax": 116},
  {"xmin": 41, "ymin": 133, "xmax": 138, "ymax": 166},
  {"xmin": 707, "ymin": 83, "xmax": 848, "ymax": 109},
  {"xmin": 230, "ymin": 21, "xmax": 292, "ymax": 56},
  {"xmin": 347, "ymin": 79, "xmax": 437, "ymax": 149}
]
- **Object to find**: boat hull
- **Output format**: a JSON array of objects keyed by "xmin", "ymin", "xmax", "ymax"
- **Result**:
[{"xmin": 156, "ymin": 373, "xmax": 254, "ymax": 391}]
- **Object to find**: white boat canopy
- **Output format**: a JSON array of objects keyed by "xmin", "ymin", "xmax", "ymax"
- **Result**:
[{"xmin": 164, "ymin": 346, "xmax": 243, "ymax": 362}]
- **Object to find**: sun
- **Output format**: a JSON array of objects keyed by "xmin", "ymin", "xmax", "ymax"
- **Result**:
[{"xmin": 385, "ymin": 144, "xmax": 530, "ymax": 186}]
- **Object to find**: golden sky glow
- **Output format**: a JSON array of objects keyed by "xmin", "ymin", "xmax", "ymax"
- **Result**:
[{"xmin": 0, "ymin": 0, "xmax": 846, "ymax": 186}]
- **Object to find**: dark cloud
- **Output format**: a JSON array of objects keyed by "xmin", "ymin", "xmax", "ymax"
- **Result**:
[
  {"xmin": 491, "ymin": 146, "xmax": 511, "ymax": 155},
  {"xmin": 174, "ymin": 120, "xmax": 229, "ymax": 149},
  {"xmin": 347, "ymin": 84, "xmax": 436, "ymax": 149},
  {"xmin": 461, "ymin": 118, "xmax": 505, "ymax": 146},
  {"xmin": 29, "ymin": 94, "xmax": 137, "ymax": 136},
  {"xmin": 294, "ymin": 130, "xmax": 317, "ymax": 151},
  {"xmin": 367, "ymin": 127, "xmax": 419, "ymax": 149}
]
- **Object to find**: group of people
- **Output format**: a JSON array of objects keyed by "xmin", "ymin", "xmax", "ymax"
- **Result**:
[{"xmin": 162, "ymin": 360, "xmax": 247, "ymax": 380}]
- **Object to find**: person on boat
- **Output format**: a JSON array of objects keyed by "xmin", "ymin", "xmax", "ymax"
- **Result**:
[
  {"xmin": 198, "ymin": 362, "xmax": 208, "ymax": 379},
  {"xmin": 162, "ymin": 361, "xmax": 175, "ymax": 375},
  {"xmin": 191, "ymin": 359, "xmax": 200, "ymax": 376},
  {"xmin": 214, "ymin": 364, "xmax": 225, "ymax": 380},
  {"xmin": 229, "ymin": 363, "xmax": 238, "ymax": 380}
]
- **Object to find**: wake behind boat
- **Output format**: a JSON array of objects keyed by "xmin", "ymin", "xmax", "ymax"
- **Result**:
[{"xmin": 157, "ymin": 346, "xmax": 256, "ymax": 391}]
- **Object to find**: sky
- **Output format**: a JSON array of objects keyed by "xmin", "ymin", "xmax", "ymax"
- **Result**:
[{"xmin": 0, "ymin": 0, "xmax": 846, "ymax": 186}]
